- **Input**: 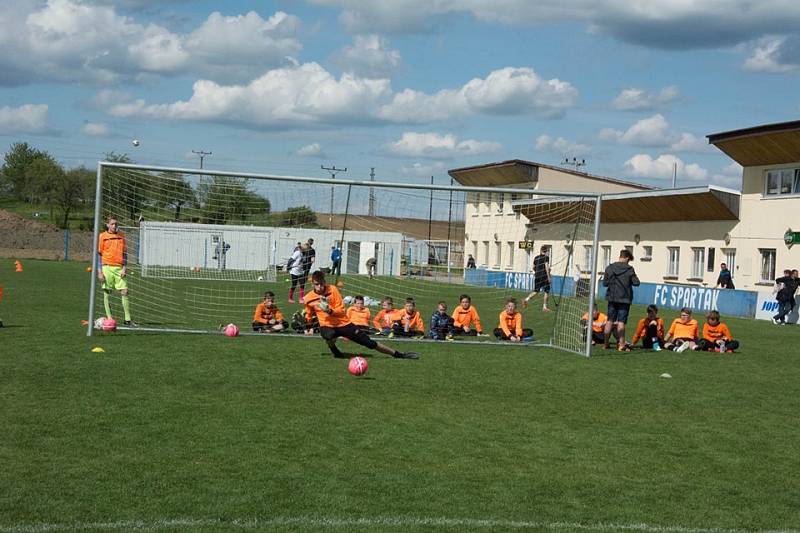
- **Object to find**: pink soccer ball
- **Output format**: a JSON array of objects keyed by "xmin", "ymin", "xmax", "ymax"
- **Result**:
[
  {"xmin": 348, "ymin": 356, "xmax": 368, "ymax": 377},
  {"xmin": 102, "ymin": 318, "xmax": 117, "ymax": 332},
  {"xmin": 224, "ymin": 323, "xmax": 240, "ymax": 337}
]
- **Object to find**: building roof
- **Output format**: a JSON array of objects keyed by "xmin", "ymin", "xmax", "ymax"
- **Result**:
[
  {"xmin": 511, "ymin": 186, "xmax": 740, "ymax": 224},
  {"xmin": 447, "ymin": 159, "xmax": 655, "ymax": 190},
  {"xmin": 707, "ymin": 119, "xmax": 800, "ymax": 166}
]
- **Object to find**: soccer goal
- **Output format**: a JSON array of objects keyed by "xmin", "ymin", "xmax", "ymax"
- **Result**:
[{"xmin": 87, "ymin": 162, "xmax": 601, "ymax": 356}]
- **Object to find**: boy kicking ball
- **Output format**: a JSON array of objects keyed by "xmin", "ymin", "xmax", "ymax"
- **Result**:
[{"xmin": 303, "ymin": 270, "xmax": 418, "ymax": 360}]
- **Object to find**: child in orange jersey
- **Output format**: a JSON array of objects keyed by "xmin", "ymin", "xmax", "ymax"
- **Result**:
[
  {"xmin": 373, "ymin": 296, "xmax": 401, "ymax": 335},
  {"xmin": 452, "ymin": 294, "xmax": 485, "ymax": 336},
  {"xmin": 697, "ymin": 310, "xmax": 740, "ymax": 352},
  {"xmin": 630, "ymin": 304, "xmax": 666, "ymax": 351},
  {"xmin": 664, "ymin": 307, "xmax": 700, "ymax": 352},
  {"xmin": 494, "ymin": 298, "xmax": 533, "ymax": 342},
  {"xmin": 581, "ymin": 306, "xmax": 608, "ymax": 345},
  {"xmin": 252, "ymin": 291, "xmax": 288, "ymax": 332},
  {"xmin": 390, "ymin": 297, "xmax": 425, "ymax": 338},
  {"xmin": 346, "ymin": 295, "xmax": 376, "ymax": 333}
]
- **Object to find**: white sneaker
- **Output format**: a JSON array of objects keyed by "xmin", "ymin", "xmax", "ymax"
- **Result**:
[
  {"xmin": 772, "ymin": 318, "xmax": 779, "ymax": 325},
  {"xmin": 676, "ymin": 342, "xmax": 690, "ymax": 353}
]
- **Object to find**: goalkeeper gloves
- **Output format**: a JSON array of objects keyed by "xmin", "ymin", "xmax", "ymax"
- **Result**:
[{"xmin": 318, "ymin": 296, "xmax": 331, "ymax": 313}]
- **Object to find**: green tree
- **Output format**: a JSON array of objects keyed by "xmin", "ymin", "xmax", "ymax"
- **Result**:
[
  {"xmin": 284, "ymin": 206, "xmax": 318, "ymax": 227},
  {"xmin": 1, "ymin": 142, "xmax": 48, "ymax": 199},
  {"xmin": 102, "ymin": 152, "xmax": 144, "ymax": 222},
  {"xmin": 197, "ymin": 176, "xmax": 270, "ymax": 224},
  {"xmin": 52, "ymin": 167, "xmax": 94, "ymax": 228},
  {"xmin": 23, "ymin": 156, "xmax": 64, "ymax": 218},
  {"xmin": 158, "ymin": 172, "xmax": 196, "ymax": 220}
]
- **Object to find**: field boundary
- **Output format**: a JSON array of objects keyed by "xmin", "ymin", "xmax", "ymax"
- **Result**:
[{"xmin": 1, "ymin": 516, "xmax": 797, "ymax": 533}]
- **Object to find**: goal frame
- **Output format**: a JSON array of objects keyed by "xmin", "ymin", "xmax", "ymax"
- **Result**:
[{"xmin": 87, "ymin": 161, "xmax": 602, "ymax": 357}]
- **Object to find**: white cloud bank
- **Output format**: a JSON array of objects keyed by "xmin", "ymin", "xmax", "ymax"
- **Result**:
[
  {"xmin": 385, "ymin": 132, "xmax": 501, "ymax": 159},
  {"xmin": 0, "ymin": 104, "xmax": 49, "ymax": 134},
  {"xmin": 612, "ymin": 86, "xmax": 679, "ymax": 111},
  {"xmin": 599, "ymin": 114, "xmax": 712, "ymax": 153},
  {"xmin": 332, "ymin": 34, "xmax": 401, "ymax": 78},
  {"xmin": 623, "ymin": 153, "xmax": 708, "ymax": 182}
]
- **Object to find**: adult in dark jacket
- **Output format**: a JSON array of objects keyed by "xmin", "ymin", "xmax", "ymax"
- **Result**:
[
  {"xmin": 602, "ymin": 249, "xmax": 640, "ymax": 351},
  {"xmin": 715, "ymin": 263, "xmax": 735, "ymax": 289},
  {"xmin": 773, "ymin": 271, "xmax": 799, "ymax": 324}
]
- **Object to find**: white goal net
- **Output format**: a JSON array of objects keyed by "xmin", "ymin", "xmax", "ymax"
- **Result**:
[{"xmin": 87, "ymin": 162, "xmax": 600, "ymax": 356}]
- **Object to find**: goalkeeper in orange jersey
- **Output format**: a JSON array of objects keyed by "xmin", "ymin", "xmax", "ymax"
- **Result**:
[
  {"xmin": 304, "ymin": 271, "xmax": 418, "ymax": 359},
  {"xmin": 97, "ymin": 216, "xmax": 134, "ymax": 326},
  {"xmin": 696, "ymin": 310, "xmax": 739, "ymax": 352},
  {"xmin": 346, "ymin": 295, "xmax": 377, "ymax": 334},
  {"xmin": 493, "ymin": 298, "xmax": 532, "ymax": 342},
  {"xmin": 452, "ymin": 294, "xmax": 485, "ymax": 336},
  {"xmin": 390, "ymin": 297, "xmax": 425, "ymax": 338},
  {"xmin": 252, "ymin": 291, "xmax": 288, "ymax": 332}
]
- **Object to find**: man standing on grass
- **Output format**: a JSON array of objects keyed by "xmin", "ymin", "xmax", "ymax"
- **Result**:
[
  {"xmin": 303, "ymin": 270, "xmax": 418, "ymax": 360},
  {"xmin": 522, "ymin": 246, "xmax": 552, "ymax": 311},
  {"xmin": 602, "ymin": 249, "xmax": 639, "ymax": 351},
  {"xmin": 97, "ymin": 216, "xmax": 134, "ymax": 326}
]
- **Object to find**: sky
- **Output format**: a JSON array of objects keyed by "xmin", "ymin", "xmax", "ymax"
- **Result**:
[{"xmin": 1, "ymin": 0, "xmax": 799, "ymax": 191}]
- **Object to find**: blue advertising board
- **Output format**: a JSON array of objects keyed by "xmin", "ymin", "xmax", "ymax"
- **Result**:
[{"xmin": 465, "ymin": 268, "xmax": 758, "ymax": 318}]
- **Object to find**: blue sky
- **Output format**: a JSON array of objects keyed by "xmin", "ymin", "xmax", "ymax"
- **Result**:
[{"xmin": 1, "ymin": 0, "xmax": 799, "ymax": 190}]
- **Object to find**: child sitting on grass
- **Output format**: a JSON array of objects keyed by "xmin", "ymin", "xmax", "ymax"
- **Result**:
[
  {"xmin": 430, "ymin": 301, "xmax": 456, "ymax": 341},
  {"xmin": 697, "ymin": 310, "xmax": 740, "ymax": 353},
  {"xmin": 373, "ymin": 296, "xmax": 401, "ymax": 335},
  {"xmin": 664, "ymin": 307, "xmax": 699, "ymax": 352},
  {"xmin": 630, "ymin": 304, "xmax": 665, "ymax": 351},
  {"xmin": 252, "ymin": 291, "xmax": 288, "ymax": 332},
  {"xmin": 391, "ymin": 297, "xmax": 425, "ymax": 338},
  {"xmin": 581, "ymin": 306, "xmax": 607, "ymax": 346},
  {"xmin": 346, "ymin": 295, "xmax": 376, "ymax": 333},
  {"xmin": 452, "ymin": 294, "xmax": 485, "ymax": 336},
  {"xmin": 494, "ymin": 297, "xmax": 533, "ymax": 342}
]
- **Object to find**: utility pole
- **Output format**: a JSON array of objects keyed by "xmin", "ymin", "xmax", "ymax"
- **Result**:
[
  {"xmin": 322, "ymin": 165, "xmax": 347, "ymax": 230},
  {"xmin": 192, "ymin": 150, "xmax": 212, "ymax": 169},
  {"xmin": 427, "ymin": 175, "xmax": 434, "ymax": 243},
  {"xmin": 368, "ymin": 167, "xmax": 376, "ymax": 217}
]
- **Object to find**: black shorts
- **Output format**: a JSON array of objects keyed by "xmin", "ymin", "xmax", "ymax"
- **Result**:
[
  {"xmin": 534, "ymin": 277, "xmax": 550, "ymax": 293},
  {"xmin": 607, "ymin": 302, "xmax": 631, "ymax": 324},
  {"xmin": 319, "ymin": 323, "xmax": 378, "ymax": 350}
]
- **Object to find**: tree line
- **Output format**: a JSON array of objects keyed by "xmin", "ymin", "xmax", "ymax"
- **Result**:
[{"xmin": 0, "ymin": 142, "xmax": 319, "ymax": 228}]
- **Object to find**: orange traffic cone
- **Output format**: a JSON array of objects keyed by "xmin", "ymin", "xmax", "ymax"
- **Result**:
[{"xmin": 15, "ymin": 260, "xmax": 23, "ymax": 272}]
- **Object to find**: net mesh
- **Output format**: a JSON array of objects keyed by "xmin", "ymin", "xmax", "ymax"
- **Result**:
[{"xmin": 91, "ymin": 164, "xmax": 598, "ymax": 355}]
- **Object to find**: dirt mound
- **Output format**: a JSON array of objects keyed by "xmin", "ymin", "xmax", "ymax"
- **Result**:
[{"xmin": 0, "ymin": 209, "xmax": 94, "ymax": 261}]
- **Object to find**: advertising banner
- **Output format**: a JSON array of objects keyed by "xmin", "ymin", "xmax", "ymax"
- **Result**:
[{"xmin": 754, "ymin": 291, "xmax": 799, "ymax": 323}]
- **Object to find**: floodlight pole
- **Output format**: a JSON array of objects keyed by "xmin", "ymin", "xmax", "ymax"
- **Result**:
[
  {"xmin": 192, "ymin": 150, "xmax": 212, "ymax": 169},
  {"xmin": 322, "ymin": 165, "xmax": 347, "ymax": 229}
]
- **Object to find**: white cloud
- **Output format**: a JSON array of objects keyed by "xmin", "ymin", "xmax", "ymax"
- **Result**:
[
  {"xmin": 385, "ymin": 132, "xmax": 501, "ymax": 159},
  {"xmin": 100, "ymin": 63, "xmax": 578, "ymax": 128},
  {"xmin": 711, "ymin": 162, "xmax": 743, "ymax": 189},
  {"xmin": 0, "ymin": 0, "xmax": 302, "ymax": 86},
  {"xmin": 534, "ymin": 134, "xmax": 590, "ymax": 157},
  {"xmin": 623, "ymin": 153, "xmax": 709, "ymax": 182},
  {"xmin": 0, "ymin": 104, "xmax": 49, "ymax": 134},
  {"xmin": 399, "ymin": 161, "xmax": 446, "ymax": 177},
  {"xmin": 81, "ymin": 121, "xmax": 110, "ymax": 137},
  {"xmin": 295, "ymin": 143, "xmax": 326, "ymax": 158},
  {"xmin": 308, "ymin": 1, "xmax": 800, "ymax": 50},
  {"xmin": 612, "ymin": 86, "xmax": 679, "ymax": 111},
  {"xmin": 743, "ymin": 35, "xmax": 800, "ymax": 73},
  {"xmin": 599, "ymin": 114, "xmax": 712, "ymax": 153},
  {"xmin": 332, "ymin": 34, "xmax": 401, "ymax": 78}
]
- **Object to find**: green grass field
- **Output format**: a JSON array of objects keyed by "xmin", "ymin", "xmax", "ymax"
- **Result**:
[{"xmin": 1, "ymin": 260, "xmax": 799, "ymax": 532}]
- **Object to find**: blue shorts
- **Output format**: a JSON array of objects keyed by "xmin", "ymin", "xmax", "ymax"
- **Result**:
[{"xmin": 607, "ymin": 302, "xmax": 631, "ymax": 324}]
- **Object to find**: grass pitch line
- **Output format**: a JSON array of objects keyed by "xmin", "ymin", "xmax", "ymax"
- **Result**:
[{"xmin": 2, "ymin": 516, "xmax": 799, "ymax": 532}]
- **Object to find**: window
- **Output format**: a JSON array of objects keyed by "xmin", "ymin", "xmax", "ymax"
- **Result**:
[
  {"xmin": 602, "ymin": 246, "xmax": 612, "ymax": 267},
  {"xmin": 691, "ymin": 247, "xmax": 705, "ymax": 278},
  {"xmin": 722, "ymin": 248, "xmax": 736, "ymax": 274},
  {"xmin": 471, "ymin": 241, "xmax": 478, "ymax": 264},
  {"xmin": 707, "ymin": 248, "xmax": 715, "ymax": 272},
  {"xmin": 642, "ymin": 245, "xmax": 653, "ymax": 260},
  {"xmin": 583, "ymin": 245, "xmax": 593, "ymax": 272},
  {"xmin": 497, "ymin": 193, "xmax": 505, "ymax": 213},
  {"xmin": 625, "ymin": 245, "xmax": 634, "ymax": 255},
  {"xmin": 484, "ymin": 194, "xmax": 491, "ymax": 213},
  {"xmin": 765, "ymin": 169, "xmax": 797, "ymax": 196},
  {"xmin": 506, "ymin": 241, "xmax": 514, "ymax": 268},
  {"xmin": 494, "ymin": 241, "xmax": 502, "ymax": 268},
  {"xmin": 667, "ymin": 247, "xmax": 680, "ymax": 277},
  {"xmin": 482, "ymin": 241, "xmax": 489, "ymax": 266},
  {"xmin": 759, "ymin": 249, "xmax": 776, "ymax": 282},
  {"xmin": 473, "ymin": 193, "xmax": 481, "ymax": 215}
]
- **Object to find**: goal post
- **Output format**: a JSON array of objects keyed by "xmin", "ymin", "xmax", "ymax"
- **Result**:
[{"xmin": 86, "ymin": 161, "xmax": 601, "ymax": 356}]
